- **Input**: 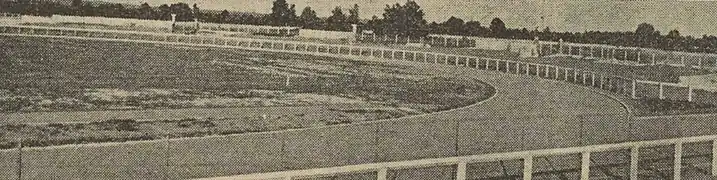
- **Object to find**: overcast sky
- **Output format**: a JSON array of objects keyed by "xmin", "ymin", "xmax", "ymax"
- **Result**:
[{"xmin": 95, "ymin": 0, "xmax": 717, "ymax": 36}]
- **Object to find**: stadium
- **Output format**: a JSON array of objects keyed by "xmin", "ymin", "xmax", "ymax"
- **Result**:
[{"xmin": 3, "ymin": 0, "xmax": 717, "ymax": 179}]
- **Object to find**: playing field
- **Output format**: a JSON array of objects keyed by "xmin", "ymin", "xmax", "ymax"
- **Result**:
[{"xmin": 0, "ymin": 35, "xmax": 495, "ymax": 150}]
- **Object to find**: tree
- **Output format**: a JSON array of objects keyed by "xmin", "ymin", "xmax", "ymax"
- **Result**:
[
  {"xmin": 464, "ymin": 20, "xmax": 484, "ymax": 36},
  {"xmin": 71, "ymin": 0, "xmax": 83, "ymax": 15},
  {"xmin": 666, "ymin": 29, "xmax": 683, "ymax": 51},
  {"xmin": 326, "ymin": 6, "xmax": 347, "ymax": 31},
  {"xmin": 219, "ymin": 10, "xmax": 230, "ymax": 23},
  {"xmin": 380, "ymin": 0, "xmax": 428, "ymax": 37},
  {"xmin": 156, "ymin": 4, "xmax": 171, "ymax": 20},
  {"xmin": 347, "ymin": 4, "xmax": 360, "ymax": 25},
  {"xmin": 269, "ymin": 0, "xmax": 296, "ymax": 26},
  {"xmin": 299, "ymin": 7, "xmax": 323, "ymax": 29},
  {"xmin": 635, "ymin": 23, "xmax": 657, "ymax": 48},
  {"xmin": 489, "ymin": 17, "xmax": 506, "ymax": 38},
  {"xmin": 137, "ymin": 2, "xmax": 154, "ymax": 19},
  {"xmin": 442, "ymin": 16, "xmax": 465, "ymax": 35}
]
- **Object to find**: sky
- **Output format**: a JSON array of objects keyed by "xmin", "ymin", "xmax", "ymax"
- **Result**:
[{"xmin": 93, "ymin": 0, "xmax": 717, "ymax": 36}]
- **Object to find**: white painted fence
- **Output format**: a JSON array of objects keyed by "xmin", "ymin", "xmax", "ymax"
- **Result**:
[
  {"xmin": 198, "ymin": 134, "xmax": 717, "ymax": 180},
  {"xmin": 2, "ymin": 25, "xmax": 717, "ymax": 179},
  {"xmin": 540, "ymin": 40, "xmax": 717, "ymax": 69},
  {"xmin": 0, "ymin": 25, "xmax": 713, "ymax": 105}
]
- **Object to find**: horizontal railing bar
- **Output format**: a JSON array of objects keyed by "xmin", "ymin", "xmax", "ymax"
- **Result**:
[{"xmin": 199, "ymin": 134, "xmax": 717, "ymax": 180}]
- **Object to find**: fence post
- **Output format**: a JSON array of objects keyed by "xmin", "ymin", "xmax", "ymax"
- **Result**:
[
  {"xmin": 688, "ymin": 86, "xmax": 693, "ymax": 102},
  {"xmin": 564, "ymin": 68, "xmax": 569, "ymax": 81},
  {"xmin": 517, "ymin": 62, "xmax": 521, "ymax": 74},
  {"xmin": 637, "ymin": 51, "xmax": 641, "ymax": 63},
  {"xmin": 377, "ymin": 168, "xmax": 388, "ymax": 180},
  {"xmin": 624, "ymin": 50, "xmax": 628, "ymax": 61},
  {"xmin": 555, "ymin": 67, "xmax": 560, "ymax": 80},
  {"xmin": 424, "ymin": 53, "xmax": 429, "ymax": 62},
  {"xmin": 652, "ymin": 54, "xmax": 656, "ymax": 65},
  {"xmin": 573, "ymin": 69, "xmax": 578, "ymax": 82},
  {"xmin": 506, "ymin": 61, "xmax": 510, "ymax": 72},
  {"xmin": 599, "ymin": 75, "xmax": 604, "ymax": 89},
  {"xmin": 632, "ymin": 80, "xmax": 637, "ymax": 99},
  {"xmin": 630, "ymin": 146, "xmax": 639, "ymax": 180},
  {"xmin": 526, "ymin": 64, "xmax": 531, "ymax": 75},
  {"xmin": 456, "ymin": 162, "xmax": 467, "ymax": 180},
  {"xmin": 16, "ymin": 141, "xmax": 22, "ymax": 180},
  {"xmin": 659, "ymin": 83, "xmax": 665, "ymax": 100},
  {"xmin": 581, "ymin": 152, "xmax": 590, "ymax": 180},
  {"xmin": 523, "ymin": 157, "xmax": 533, "ymax": 180},
  {"xmin": 591, "ymin": 73, "xmax": 596, "ymax": 87},
  {"xmin": 612, "ymin": 48, "xmax": 616, "ymax": 60},
  {"xmin": 712, "ymin": 140, "xmax": 717, "ymax": 176},
  {"xmin": 674, "ymin": 142, "xmax": 683, "ymax": 180}
]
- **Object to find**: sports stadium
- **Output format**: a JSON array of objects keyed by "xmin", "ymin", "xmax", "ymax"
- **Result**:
[{"xmin": 3, "ymin": 0, "xmax": 717, "ymax": 179}]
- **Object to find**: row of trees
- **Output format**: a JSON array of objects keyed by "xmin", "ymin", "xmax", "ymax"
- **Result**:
[{"xmin": 2, "ymin": 0, "xmax": 717, "ymax": 53}]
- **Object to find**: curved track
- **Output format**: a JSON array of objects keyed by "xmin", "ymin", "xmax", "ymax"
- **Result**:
[{"xmin": 0, "ymin": 35, "xmax": 630, "ymax": 179}]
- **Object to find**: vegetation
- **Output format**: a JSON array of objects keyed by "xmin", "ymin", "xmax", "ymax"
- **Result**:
[{"xmin": 5, "ymin": 0, "xmax": 717, "ymax": 54}]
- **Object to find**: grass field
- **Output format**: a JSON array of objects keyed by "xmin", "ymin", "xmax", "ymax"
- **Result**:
[{"xmin": 0, "ymin": 35, "xmax": 494, "ymax": 149}]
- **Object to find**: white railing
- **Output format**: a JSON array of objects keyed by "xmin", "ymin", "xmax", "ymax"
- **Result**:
[
  {"xmin": 539, "ymin": 41, "xmax": 717, "ymax": 69},
  {"xmin": 3, "ymin": 25, "xmax": 717, "ymax": 180},
  {"xmin": 0, "ymin": 25, "xmax": 713, "ymax": 105},
  {"xmin": 200, "ymin": 134, "xmax": 717, "ymax": 180}
]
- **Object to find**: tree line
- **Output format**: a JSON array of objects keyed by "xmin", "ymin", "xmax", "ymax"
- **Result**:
[{"xmin": 3, "ymin": 0, "xmax": 717, "ymax": 53}]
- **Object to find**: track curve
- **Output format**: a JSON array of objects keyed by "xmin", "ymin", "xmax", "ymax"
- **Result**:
[{"xmin": 0, "ymin": 33, "xmax": 629, "ymax": 179}]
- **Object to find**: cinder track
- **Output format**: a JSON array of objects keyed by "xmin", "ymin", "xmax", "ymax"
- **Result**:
[{"xmin": 0, "ymin": 31, "xmax": 710, "ymax": 179}]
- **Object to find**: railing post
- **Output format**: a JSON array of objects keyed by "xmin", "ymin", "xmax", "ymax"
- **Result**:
[
  {"xmin": 591, "ymin": 72, "xmax": 596, "ymax": 87},
  {"xmin": 526, "ymin": 64, "xmax": 530, "ymax": 75},
  {"xmin": 674, "ymin": 142, "xmax": 683, "ymax": 180},
  {"xmin": 712, "ymin": 140, "xmax": 717, "ymax": 176},
  {"xmin": 456, "ymin": 162, "xmax": 467, "ymax": 180},
  {"xmin": 632, "ymin": 80, "xmax": 637, "ymax": 99},
  {"xmin": 506, "ymin": 61, "xmax": 510, "ymax": 72},
  {"xmin": 659, "ymin": 83, "xmax": 665, "ymax": 100},
  {"xmin": 523, "ymin": 157, "xmax": 533, "ymax": 180},
  {"xmin": 600, "ymin": 75, "xmax": 604, "ymax": 89},
  {"xmin": 688, "ymin": 86, "xmax": 693, "ymax": 102},
  {"xmin": 652, "ymin": 54, "xmax": 656, "ymax": 65},
  {"xmin": 630, "ymin": 146, "xmax": 639, "ymax": 180},
  {"xmin": 516, "ymin": 62, "xmax": 521, "ymax": 74},
  {"xmin": 581, "ymin": 152, "xmax": 591, "ymax": 180},
  {"xmin": 573, "ymin": 69, "xmax": 578, "ymax": 82},
  {"xmin": 377, "ymin": 168, "xmax": 388, "ymax": 180},
  {"xmin": 455, "ymin": 56, "xmax": 459, "ymax": 66},
  {"xmin": 564, "ymin": 68, "xmax": 569, "ymax": 81},
  {"xmin": 555, "ymin": 67, "xmax": 560, "ymax": 80}
]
